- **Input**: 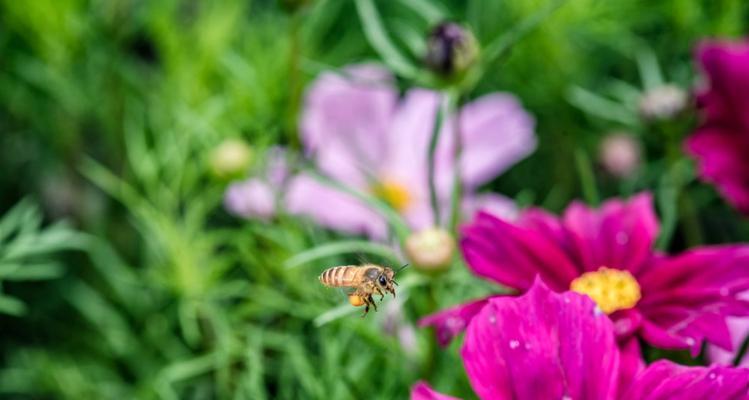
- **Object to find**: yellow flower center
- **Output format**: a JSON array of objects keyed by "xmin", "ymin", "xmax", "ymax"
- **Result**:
[
  {"xmin": 372, "ymin": 179, "xmax": 412, "ymax": 212},
  {"xmin": 570, "ymin": 267, "xmax": 641, "ymax": 314}
]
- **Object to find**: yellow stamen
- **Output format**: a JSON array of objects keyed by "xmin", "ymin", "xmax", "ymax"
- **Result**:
[
  {"xmin": 570, "ymin": 267, "xmax": 641, "ymax": 314},
  {"xmin": 371, "ymin": 179, "xmax": 412, "ymax": 212}
]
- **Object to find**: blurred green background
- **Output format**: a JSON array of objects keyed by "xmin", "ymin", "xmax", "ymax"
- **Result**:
[{"xmin": 1, "ymin": 0, "xmax": 748, "ymax": 398}]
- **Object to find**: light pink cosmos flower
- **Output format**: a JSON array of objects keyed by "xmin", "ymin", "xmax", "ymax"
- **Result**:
[
  {"xmin": 412, "ymin": 279, "xmax": 749, "ymax": 400},
  {"xmin": 421, "ymin": 192, "xmax": 749, "ymax": 381},
  {"xmin": 224, "ymin": 147, "xmax": 288, "ymax": 220},
  {"xmin": 286, "ymin": 64, "xmax": 536, "ymax": 238}
]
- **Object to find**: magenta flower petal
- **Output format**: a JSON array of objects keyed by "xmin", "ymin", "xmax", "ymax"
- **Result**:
[
  {"xmin": 618, "ymin": 338, "xmax": 645, "ymax": 396},
  {"xmin": 709, "ymin": 316, "xmax": 749, "ymax": 366},
  {"xmin": 418, "ymin": 296, "xmax": 494, "ymax": 347},
  {"xmin": 637, "ymin": 246, "xmax": 749, "ymax": 353},
  {"xmin": 410, "ymin": 382, "xmax": 462, "ymax": 400},
  {"xmin": 285, "ymin": 174, "xmax": 387, "ymax": 238},
  {"xmin": 620, "ymin": 360, "xmax": 749, "ymax": 400},
  {"xmin": 461, "ymin": 278, "xmax": 620, "ymax": 400},
  {"xmin": 685, "ymin": 40, "xmax": 749, "ymax": 213},
  {"xmin": 461, "ymin": 211, "xmax": 581, "ymax": 291},
  {"xmin": 562, "ymin": 192, "xmax": 658, "ymax": 275}
]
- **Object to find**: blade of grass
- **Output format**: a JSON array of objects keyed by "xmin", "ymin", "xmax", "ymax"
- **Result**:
[
  {"xmin": 284, "ymin": 240, "xmax": 401, "ymax": 269},
  {"xmin": 354, "ymin": 0, "xmax": 418, "ymax": 79}
]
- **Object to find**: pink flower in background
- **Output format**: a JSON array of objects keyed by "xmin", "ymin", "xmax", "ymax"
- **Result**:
[
  {"xmin": 412, "ymin": 280, "xmax": 749, "ymax": 400},
  {"xmin": 685, "ymin": 40, "xmax": 749, "ymax": 213},
  {"xmin": 224, "ymin": 147, "xmax": 288, "ymax": 220},
  {"xmin": 287, "ymin": 64, "xmax": 536, "ymax": 238},
  {"xmin": 421, "ymin": 193, "xmax": 749, "ymax": 377}
]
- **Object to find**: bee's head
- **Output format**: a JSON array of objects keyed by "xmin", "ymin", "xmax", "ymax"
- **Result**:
[{"xmin": 377, "ymin": 267, "xmax": 397, "ymax": 297}]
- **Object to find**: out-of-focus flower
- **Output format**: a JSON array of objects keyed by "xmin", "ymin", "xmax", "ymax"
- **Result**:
[
  {"xmin": 685, "ymin": 40, "xmax": 749, "ymax": 213},
  {"xmin": 420, "ymin": 193, "xmax": 749, "ymax": 370},
  {"xmin": 412, "ymin": 279, "xmax": 749, "ymax": 400},
  {"xmin": 424, "ymin": 22, "xmax": 479, "ymax": 78},
  {"xmin": 599, "ymin": 132, "xmax": 641, "ymax": 178},
  {"xmin": 210, "ymin": 138, "xmax": 253, "ymax": 179},
  {"xmin": 382, "ymin": 299, "xmax": 419, "ymax": 358},
  {"xmin": 638, "ymin": 84, "xmax": 688, "ymax": 121},
  {"xmin": 223, "ymin": 147, "xmax": 287, "ymax": 220},
  {"xmin": 290, "ymin": 64, "xmax": 536, "ymax": 238},
  {"xmin": 404, "ymin": 228, "xmax": 455, "ymax": 272}
]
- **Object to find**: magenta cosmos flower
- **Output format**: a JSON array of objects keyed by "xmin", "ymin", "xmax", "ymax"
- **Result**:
[
  {"xmin": 412, "ymin": 279, "xmax": 749, "ymax": 400},
  {"xmin": 421, "ymin": 192, "xmax": 749, "ymax": 371},
  {"xmin": 285, "ymin": 64, "xmax": 535, "ymax": 238},
  {"xmin": 685, "ymin": 40, "xmax": 749, "ymax": 213}
]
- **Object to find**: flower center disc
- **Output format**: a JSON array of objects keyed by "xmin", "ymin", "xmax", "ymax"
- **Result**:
[
  {"xmin": 570, "ymin": 267, "xmax": 641, "ymax": 314},
  {"xmin": 372, "ymin": 180, "xmax": 411, "ymax": 212}
]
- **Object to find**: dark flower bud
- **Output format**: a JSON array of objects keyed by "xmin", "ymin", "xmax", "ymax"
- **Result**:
[{"xmin": 425, "ymin": 22, "xmax": 479, "ymax": 77}]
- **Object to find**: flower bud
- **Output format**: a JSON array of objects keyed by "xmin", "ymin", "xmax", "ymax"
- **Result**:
[
  {"xmin": 638, "ymin": 84, "xmax": 688, "ymax": 121},
  {"xmin": 405, "ymin": 228, "xmax": 455, "ymax": 272},
  {"xmin": 424, "ymin": 22, "xmax": 479, "ymax": 78},
  {"xmin": 210, "ymin": 138, "xmax": 253, "ymax": 179},
  {"xmin": 599, "ymin": 132, "xmax": 641, "ymax": 178}
]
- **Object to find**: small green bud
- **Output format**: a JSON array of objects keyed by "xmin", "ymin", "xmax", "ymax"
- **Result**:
[
  {"xmin": 424, "ymin": 22, "xmax": 479, "ymax": 78},
  {"xmin": 209, "ymin": 138, "xmax": 253, "ymax": 180}
]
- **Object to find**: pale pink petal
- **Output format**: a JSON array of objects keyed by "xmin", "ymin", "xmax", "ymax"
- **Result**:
[
  {"xmin": 301, "ymin": 64, "xmax": 397, "ymax": 187},
  {"xmin": 285, "ymin": 174, "xmax": 387, "ymax": 239},
  {"xmin": 224, "ymin": 179, "xmax": 276, "ymax": 220},
  {"xmin": 438, "ymin": 93, "xmax": 536, "ymax": 191}
]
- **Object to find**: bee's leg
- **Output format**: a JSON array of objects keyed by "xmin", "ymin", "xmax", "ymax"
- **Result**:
[
  {"xmin": 369, "ymin": 295, "xmax": 378, "ymax": 312},
  {"xmin": 375, "ymin": 286, "xmax": 385, "ymax": 301},
  {"xmin": 361, "ymin": 296, "xmax": 370, "ymax": 317}
]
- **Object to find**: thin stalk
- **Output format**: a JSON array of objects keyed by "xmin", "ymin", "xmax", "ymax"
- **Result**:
[
  {"xmin": 427, "ymin": 93, "xmax": 449, "ymax": 226},
  {"xmin": 284, "ymin": 240, "xmax": 401, "ymax": 269},
  {"xmin": 448, "ymin": 91, "xmax": 463, "ymax": 231}
]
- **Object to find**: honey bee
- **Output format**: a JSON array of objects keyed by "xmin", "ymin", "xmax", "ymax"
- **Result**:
[{"xmin": 319, "ymin": 263, "xmax": 405, "ymax": 315}]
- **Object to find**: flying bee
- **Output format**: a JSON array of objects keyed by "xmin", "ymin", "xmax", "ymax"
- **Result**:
[{"xmin": 319, "ymin": 263, "xmax": 406, "ymax": 316}]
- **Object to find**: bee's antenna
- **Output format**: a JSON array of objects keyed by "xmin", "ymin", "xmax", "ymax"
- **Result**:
[{"xmin": 395, "ymin": 263, "xmax": 409, "ymax": 275}]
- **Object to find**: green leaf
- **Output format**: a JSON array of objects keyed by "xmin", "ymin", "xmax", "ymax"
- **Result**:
[
  {"xmin": 354, "ymin": 0, "xmax": 419, "ymax": 78},
  {"xmin": 0, "ymin": 262, "xmax": 64, "ymax": 281},
  {"xmin": 285, "ymin": 240, "xmax": 401, "ymax": 270},
  {"xmin": 0, "ymin": 295, "xmax": 27, "ymax": 316}
]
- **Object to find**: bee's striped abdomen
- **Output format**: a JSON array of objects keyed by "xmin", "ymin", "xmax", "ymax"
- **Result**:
[{"xmin": 319, "ymin": 266, "xmax": 360, "ymax": 287}]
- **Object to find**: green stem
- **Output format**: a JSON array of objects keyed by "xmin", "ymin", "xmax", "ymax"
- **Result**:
[
  {"xmin": 448, "ymin": 91, "xmax": 463, "ymax": 231},
  {"xmin": 284, "ymin": 240, "xmax": 401, "ymax": 269},
  {"xmin": 574, "ymin": 149, "xmax": 599, "ymax": 206},
  {"xmin": 427, "ymin": 93, "xmax": 448, "ymax": 226}
]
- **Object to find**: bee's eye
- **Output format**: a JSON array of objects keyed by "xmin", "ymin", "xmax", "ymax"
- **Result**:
[{"xmin": 378, "ymin": 276, "xmax": 387, "ymax": 286}]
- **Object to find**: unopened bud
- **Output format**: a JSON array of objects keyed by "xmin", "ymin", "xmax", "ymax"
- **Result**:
[
  {"xmin": 210, "ymin": 138, "xmax": 253, "ymax": 179},
  {"xmin": 425, "ymin": 22, "xmax": 479, "ymax": 78},
  {"xmin": 599, "ymin": 132, "xmax": 641, "ymax": 178},
  {"xmin": 405, "ymin": 228, "xmax": 455, "ymax": 272},
  {"xmin": 638, "ymin": 84, "xmax": 688, "ymax": 121}
]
